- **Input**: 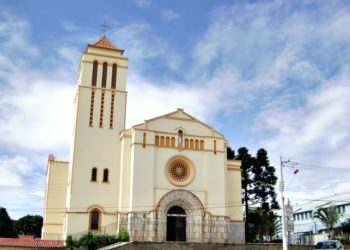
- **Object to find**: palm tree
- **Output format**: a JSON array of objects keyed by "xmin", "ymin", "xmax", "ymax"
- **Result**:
[{"xmin": 313, "ymin": 206, "xmax": 340, "ymax": 239}]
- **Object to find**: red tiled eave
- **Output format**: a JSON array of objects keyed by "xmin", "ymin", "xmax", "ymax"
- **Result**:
[
  {"xmin": 89, "ymin": 36, "xmax": 124, "ymax": 53},
  {"xmin": 0, "ymin": 237, "xmax": 64, "ymax": 248}
]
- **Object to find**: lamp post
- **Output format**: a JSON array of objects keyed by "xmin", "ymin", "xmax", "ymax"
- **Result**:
[{"xmin": 280, "ymin": 157, "xmax": 299, "ymax": 250}]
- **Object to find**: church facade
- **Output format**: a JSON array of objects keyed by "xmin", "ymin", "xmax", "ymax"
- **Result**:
[{"xmin": 41, "ymin": 37, "xmax": 244, "ymax": 243}]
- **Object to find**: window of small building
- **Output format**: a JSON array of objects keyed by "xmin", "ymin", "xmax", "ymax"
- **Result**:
[
  {"xmin": 89, "ymin": 209, "xmax": 101, "ymax": 230},
  {"xmin": 103, "ymin": 169, "xmax": 109, "ymax": 182},
  {"xmin": 91, "ymin": 168, "xmax": 97, "ymax": 182},
  {"xmin": 171, "ymin": 137, "xmax": 175, "ymax": 147},
  {"xmin": 155, "ymin": 136, "xmax": 159, "ymax": 146}
]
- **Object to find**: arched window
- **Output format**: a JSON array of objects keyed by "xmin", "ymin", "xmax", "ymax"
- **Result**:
[
  {"xmin": 166, "ymin": 137, "xmax": 170, "ymax": 147},
  {"xmin": 111, "ymin": 64, "xmax": 117, "ymax": 89},
  {"xmin": 89, "ymin": 209, "xmax": 101, "ymax": 230},
  {"xmin": 214, "ymin": 140, "xmax": 217, "ymax": 154},
  {"xmin": 103, "ymin": 169, "xmax": 109, "ymax": 182},
  {"xmin": 161, "ymin": 136, "xmax": 165, "ymax": 147},
  {"xmin": 171, "ymin": 137, "xmax": 175, "ymax": 147},
  {"xmin": 184, "ymin": 139, "xmax": 189, "ymax": 149},
  {"xmin": 190, "ymin": 139, "xmax": 194, "ymax": 149},
  {"xmin": 91, "ymin": 168, "xmax": 97, "ymax": 182},
  {"xmin": 200, "ymin": 140, "xmax": 204, "ymax": 150},
  {"xmin": 92, "ymin": 61, "xmax": 98, "ymax": 87},
  {"xmin": 102, "ymin": 62, "xmax": 107, "ymax": 88},
  {"xmin": 155, "ymin": 136, "xmax": 159, "ymax": 146},
  {"xmin": 195, "ymin": 140, "xmax": 199, "ymax": 150}
]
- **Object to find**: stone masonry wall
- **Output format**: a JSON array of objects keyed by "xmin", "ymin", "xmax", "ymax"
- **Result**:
[{"xmin": 103, "ymin": 242, "xmax": 317, "ymax": 250}]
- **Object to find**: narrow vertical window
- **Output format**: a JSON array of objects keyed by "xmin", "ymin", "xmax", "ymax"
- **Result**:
[
  {"xmin": 110, "ymin": 92, "xmax": 115, "ymax": 128},
  {"xmin": 143, "ymin": 133, "xmax": 146, "ymax": 148},
  {"xmin": 166, "ymin": 137, "xmax": 170, "ymax": 147},
  {"xmin": 99, "ymin": 91, "xmax": 105, "ymax": 128},
  {"xmin": 171, "ymin": 137, "xmax": 175, "ymax": 147},
  {"xmin": 103, "ymin": 169, "xmax": 109, "ymax": 182},
  {"xmin": 190, "ymin": 139, "xmax": 194, "ymax": 149},
  {"xmin": 111, "ymin": 64, "xmax": 117, "ymax": 89},
  {"xmin": 91, "ymin": 168, "xmax": 97, "ymax": 182},
  {"xmin": 185, "ymin": 139, "xmax": 189, "ymax": 149},
  {"xmin": 200, "ymin": 140, "xmax": 204, "ymax": 151},
  {"xmin": 89, "ymin": 91, "xmax": 95, "ymax": 127},
  {"xmin": 155, "ymin": 136, "xmax": 159, "ymax": 146},
  {"xmin": 195, "ymin": 140, "xmax": 199, "ymax": 150},
  {"xmin": 89, "ymin": 209, "xmax": 101, "ymax": 230},
  {"xmin": 161, "ymin": 136, "xmax": 165, "ymax": 146},
  {"xmin": 214, "ymin": 140, "xmax": 217, "ymax": 154},
  {"xmin": 102, "ymin": 62, "xmax": 107, "ymax": 88},
  {"xmin": 92, "ymin": 61, "xmax": 98, "ymax": 87}
]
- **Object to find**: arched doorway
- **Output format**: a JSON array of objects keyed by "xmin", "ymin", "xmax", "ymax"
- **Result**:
[{"xmin": 166, "ymin": 206, "xmax": 186, "ymax": 241}]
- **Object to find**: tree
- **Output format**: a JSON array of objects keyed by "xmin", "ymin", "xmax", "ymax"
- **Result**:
[
  {"xmin": 233, "ymin": 147, "xmax": 279, "ymax": 242},
  {"xmin": 235, "ymin": 147, "xmax": 255, "ymax": 240},
  {"xmin": 227, "ymin": 146, "xmax": 235, "ymax": 160},
  {"xmin": 14, "ymin": 215, "xmax": 43, "ymax": 237},
  {"xmin": 313, "ymin": 206, "xmax": 340, "ymax": 239},
  {"xmin": 341, "ymin": 219, "xmax": 350, "ymax": 244},
  {"xmin": 251, "ymin": 149, "xmax": 279, "ymax": 210},
  {"xmin": 0, "ymin": 207, "xmax": 17, "ymax": 238}
]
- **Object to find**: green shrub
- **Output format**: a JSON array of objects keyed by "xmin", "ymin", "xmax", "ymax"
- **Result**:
[
  {"xmin": 66, "ymin": 232, "xmax": 123, "ymax": 250},
  {"xmin": 118, "ymin": 230, "xmax": 129, "ymax": 242}
]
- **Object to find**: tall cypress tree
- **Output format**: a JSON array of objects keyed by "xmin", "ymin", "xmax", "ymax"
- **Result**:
[{"xmin": 0, "ymin": 207, "xmax": 17, "ymax": 238}]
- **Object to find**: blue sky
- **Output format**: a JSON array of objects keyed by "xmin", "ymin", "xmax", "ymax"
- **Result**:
[{"xmin": 1, "ymin": 0, "xmax": 350, "ymax": 219}]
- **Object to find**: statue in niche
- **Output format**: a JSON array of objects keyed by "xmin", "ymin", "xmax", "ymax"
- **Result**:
[{"xmin": 178, "ymin": 130, "xmax": 183, "ymax": 146}]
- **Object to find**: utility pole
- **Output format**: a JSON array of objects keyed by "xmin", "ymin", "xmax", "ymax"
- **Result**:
[{"xmin": 280, "ymin": 156, "xmax": 288, "ymax": 250}]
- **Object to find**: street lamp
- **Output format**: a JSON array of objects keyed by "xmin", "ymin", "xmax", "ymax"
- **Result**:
[{"xmin": 280, "ymin": 157, "xmax": 299, "ymax": 250}]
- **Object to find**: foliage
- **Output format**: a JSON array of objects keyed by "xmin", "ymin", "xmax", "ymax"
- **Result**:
[
  {"xmin": 227, "ymin": 146, "xmax": 235, "ymax": 160},
  {"xmin": 313, "ymin": 206, "xmax": 340, "ymax": 239},
  {"xmin": 246, "ymin": 208, "xmax": 280, "ymax": 242},
  {"xmin": 66, "ymin": 231, "xmax": 127, "ymax": 250},
  {"xmin": 0, "ymin": 207, "xmax": 17, "ymax": 238},
  {"xmin": 233, "ymin": 147, "xmax": 279, "ymax": 242},
  {"xmin": 340, "ymin": 219, "xmax": 350, "ymax": 244},
  {"xmin": 14, "ymin": 215, "xmax": 43, "ymax": 237},
  {"xmin": 118, "ymin": 229, "xmax": 129, "ymax": 242}
]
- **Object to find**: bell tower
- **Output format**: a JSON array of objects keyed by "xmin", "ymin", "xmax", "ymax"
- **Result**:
[{"xmin": 64, "ymin": 36, "xmax": 128, "ymax": 236}]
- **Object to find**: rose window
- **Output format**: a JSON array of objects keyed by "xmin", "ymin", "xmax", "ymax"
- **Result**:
[{"xmin": 167, "ymin": 159, "xmax": 191, "ymax": 183}]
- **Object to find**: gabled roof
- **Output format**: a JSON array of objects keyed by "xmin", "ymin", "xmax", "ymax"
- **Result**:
[
  {"xmin": 132, "ymin": 108, "xmax": 225, "ymax": 138},
  {"xmin": 89, "ymin": 36, "xmax": 124, "ymax": 53}
]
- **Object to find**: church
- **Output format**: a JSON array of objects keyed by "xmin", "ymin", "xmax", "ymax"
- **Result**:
[{"xmin": 41, "ymin": 36, "xmax": 244, "ymax": 243}]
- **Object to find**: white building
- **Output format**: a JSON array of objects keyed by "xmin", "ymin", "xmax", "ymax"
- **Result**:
[
  {"xmin": 41, "ymin": 36, "xmax": 245, "ymax": 243},
  {"xmin": 292, "ymin": 192, "xmax": 350, "ymax": 244}
]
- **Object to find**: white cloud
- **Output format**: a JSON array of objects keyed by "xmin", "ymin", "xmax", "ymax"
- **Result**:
[
  {"xmin": 161, "ymin": 10, "xmax": 181, "ymax": 21},
  {"xmin": 110, "ymin": 22, "xmax": 182, "ymax": 71},
  {"xmin": 135, "ymin": 0, "xmax": 151, "ymax": 8},
  {"xmin": 62, "ymin": 21, "xmax": 78, "ymax": 32},
  {"xmin": 0, "ymin": 156, "xmax": 33, "ymax": 186}
]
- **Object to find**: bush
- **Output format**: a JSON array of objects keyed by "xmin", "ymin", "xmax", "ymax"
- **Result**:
[
  {"xmin": 118, "ymin": 229, "xmax": 129, "ymax": 242},
  {"xmin": 66, "ymin": 231, "xmax": 127, "ymax": 250}
]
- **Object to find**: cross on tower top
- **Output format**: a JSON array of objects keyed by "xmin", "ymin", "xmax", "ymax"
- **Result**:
[{"xmin": 101, "ymin": 21, "xmax": 110, "ymax": 37}]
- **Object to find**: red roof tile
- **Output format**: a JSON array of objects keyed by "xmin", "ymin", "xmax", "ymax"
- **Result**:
[
  {"xmin": 0, "ymin": 236, "xmax": 64, "ymax": 248},
  {"xmin": 91, "ymin": 36, "xmax": 124, "ymax": 53}
]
